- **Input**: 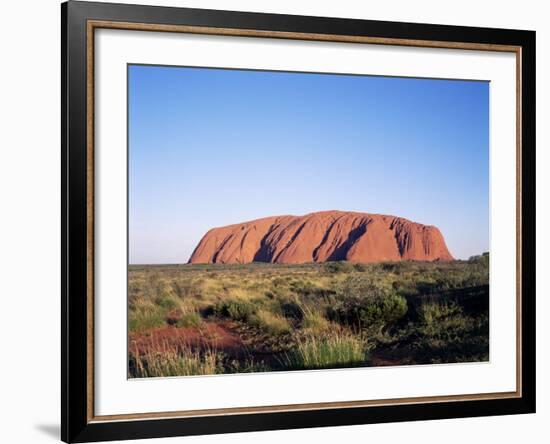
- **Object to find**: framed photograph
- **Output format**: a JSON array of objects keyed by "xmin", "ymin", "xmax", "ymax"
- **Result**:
[{"xmin": 62, "ymin": 1, "xmax": 536, "ymax": 442}]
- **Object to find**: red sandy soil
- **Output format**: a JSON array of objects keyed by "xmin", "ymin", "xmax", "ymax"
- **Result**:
[
  {"xmin": 370, "ymin": 349, "xmax": 416, "ymax": 367},
  {"xmin": 129, "ymin": 321, "xmax": 246, "ymax": 356},
  {"xmin": 189, "ymin": 210, "xmax": 454, "ymax": 264}
]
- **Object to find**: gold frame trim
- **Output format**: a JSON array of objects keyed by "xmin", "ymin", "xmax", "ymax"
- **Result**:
[{"xmin": 86, "ymin": 20, "xmax": 523, "ymax": 423}]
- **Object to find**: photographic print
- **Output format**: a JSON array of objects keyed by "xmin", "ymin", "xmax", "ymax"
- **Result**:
[
  {"xmin": 127, "ymin": 65, "xmax": 489, "ymax": 378},
  {"xmin": 63, "ymin": 5, "xmax": 535, "ymax": 440}
]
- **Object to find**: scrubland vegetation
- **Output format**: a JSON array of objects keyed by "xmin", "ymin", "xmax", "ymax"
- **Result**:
[{"xmin": 128, "ymin": 254, "xmax": 489, "ymax": 378}]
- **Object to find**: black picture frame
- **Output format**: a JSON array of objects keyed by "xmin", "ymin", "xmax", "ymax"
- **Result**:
[{"xmin": 62, "ymin": 1, "xmax": 536, "ymax": 442}]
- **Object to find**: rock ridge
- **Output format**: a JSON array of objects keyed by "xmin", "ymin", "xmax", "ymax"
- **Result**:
[{"xmin": 188, "ymin": 210, "xmax": 454, "ymax": 264}]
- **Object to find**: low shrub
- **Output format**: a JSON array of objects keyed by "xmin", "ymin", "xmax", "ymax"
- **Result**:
[
  {"xmin": 416, "ymin": 301, "xmax": 478, "ymax": 343},
  {"xmin": 271, "ymin": 277, "xmax": 287, "ymax": 287},
  {"xmin": 155, "ymin": 296, "xmax": 178, "ymax": 310},
  {"xmin": 128, "ymin": 314, "xmax": 165, "ymax": 332},
  {"xmin": 301, "ymin": 310, "xmax": 331, "ymax": 334},
  {"xmin": 330, "ymin": 275, "xmax": 408, "ymax": 330},
  {"xmin": 289, "ymin": 279, "xmax": 318, "ymax": 295},
  {"xmin": 250, "ymin": 309, "xmax": 292, "ymax": 335},
  {"xmin": 129, "ymin": 304, "xmax": 166, "ymax": 332},
  {"xmin": 171, "ymin": 280, "xmax": 198, "ymax": 299},
  {"xmin": 175, "ymin": 311, "xmax": 203, "ymax": 328},
  {"xmin": 280, "ymin": 299, "xmax": 304, "ymax": 321},
  {"xmin": 417, "ymin": 300, "xmax": 462, "ymax": 326},
  {"xmin": 390, "ymin": 300, "xmax": 489, "ymax": 364},
  {"xmin": 330, "ymin": 293, "xmax": 407, "ymax": 331},
  {"xmin": 324, "ymin": 261, "xmax": 353, "ymax": 274},
  {"xmin": 213, "ymin": 299, "xmax": 257, "ymax": 322}
]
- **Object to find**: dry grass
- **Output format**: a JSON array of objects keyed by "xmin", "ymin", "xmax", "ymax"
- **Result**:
[
  {"xmin": 301, "ymin": 307, "xmax": 331, "ymax": 334},
  {"xmin": 250, "ymin": 309, "xmax": 292, "ymax": 335},
  {"xmin": 128, "ymin": 258, "xmax": 489, "ymax": 376},
  {"xmin": 130, "ymin": 347, "xmax": 222, "ymax": 377}
]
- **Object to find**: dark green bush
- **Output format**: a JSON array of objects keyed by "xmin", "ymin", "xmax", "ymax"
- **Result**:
[
  {"xmin": 352, "ymin": 263, "xmax": 368, "ymax": 272},
  {"xmin": 335, "ymin": 274, "xmax": 390, "ymax": 299},
  {"xmin": 280, "ymin": 300, "xmax": 304, "ymax": 321},
  {"xmin": 324, "ymin": 261, "xmax": 353, "ymax": 274},
  {"xmin": 155, "ymin": 296, "xmax": 178, "ymax": 310},
  {"xmin": 175, "ymin": 311, "xmax": 203, "ymax": 328},
  {"xmin": 330, "ymin": 293, "xmax": 407, "ymax": 330},
  {"xmin": 468, "ymin": 252, "xmax": 489, "ymax": 265},
  {"xmin": 213, "ymin": 299, "xmax": 257, "ymax": 321},
  {"xmin": 379, "ymin": 262, "xmax": 397, "ymax": 272},
  {"xmin": 329, "ymin": 275, "xmax": 407, "ymax": 330},
  {"xmin": 271, "ymin": 277, "xmax": 287, "ymax": 287},
  {"xmin": 288, "ymin": 279, "xmax": 320, "ymax": 296},
  {"xmin": 415, "ymin": 280, "xmax": 438, "ymax": 294}
]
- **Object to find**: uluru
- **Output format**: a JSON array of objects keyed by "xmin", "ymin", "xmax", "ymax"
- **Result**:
[{"xmin": 188, "ymin": 211, "xmax": 454, "ymax": 264}]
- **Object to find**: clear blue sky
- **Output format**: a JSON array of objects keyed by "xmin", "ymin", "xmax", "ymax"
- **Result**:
[{"xmin": 129, "ymin": 65, "xmax": 489, "ymax": 264}]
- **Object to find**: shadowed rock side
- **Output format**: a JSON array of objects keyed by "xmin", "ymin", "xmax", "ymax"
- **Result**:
[{"xmin": 188, "ymin": 211, "xmax": 454, "ymax": 264}]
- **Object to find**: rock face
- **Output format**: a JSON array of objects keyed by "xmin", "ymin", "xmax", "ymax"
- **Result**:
[{"xmin": 188, "ymin": 210, "xmax": 454, "ymax": 264}]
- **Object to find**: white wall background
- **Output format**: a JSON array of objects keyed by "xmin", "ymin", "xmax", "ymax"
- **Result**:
[{"xmin": 0, "ymin": 1, "xmax": 547, "ymax": 443}]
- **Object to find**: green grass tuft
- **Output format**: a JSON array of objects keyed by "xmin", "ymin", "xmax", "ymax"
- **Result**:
[
  {"xmin": 250, "ymin": 309, "xmax": 292, "ymax": 335},
  {"xmin": 175, "ymin": 311, "xmax": 203, "ymax": 328},
  {"xmin": 281, "ymin": 333, "xmax": 368, "ymax": 370}
]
